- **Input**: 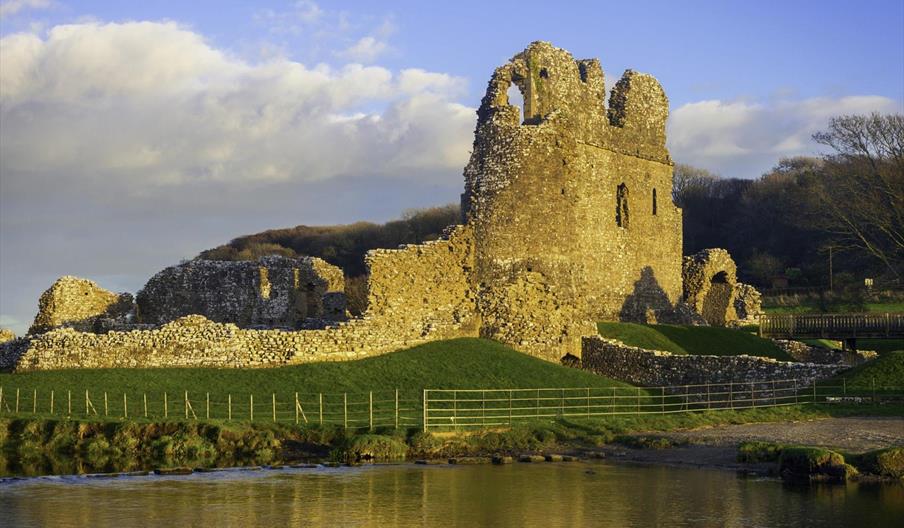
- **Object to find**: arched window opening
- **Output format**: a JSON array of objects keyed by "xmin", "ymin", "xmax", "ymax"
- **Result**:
[
  {"xmin": 616, "ymin": 183, "xmax": 630, "ymax": 228},
  {"xmin": 506, "ymin": 83, "xmax": 523, "ymax": 123},
  {"xmin": 652, "ymin": 188, "xmax": 658, "ymax": 215}
]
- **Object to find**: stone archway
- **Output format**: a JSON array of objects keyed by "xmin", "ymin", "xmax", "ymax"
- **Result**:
[{"xmin": 683, "ymin": 249, "xmax": 739, "ymax": 326}]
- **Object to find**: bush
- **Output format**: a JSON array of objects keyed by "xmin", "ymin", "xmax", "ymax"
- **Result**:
[
  {"xmin": 334, "ymin": 434, "xmax": 408, "ymax": 462},
  {"xmin": 737, "ymin": 441, "xmax": 784, "ymax": 463},
  {"xmin": 856, "ymin": 447, "xmax": 904, "ymax": 479},
  {"xmin": 779, "ymin": 447, "xmax": 848, "ymax": 481}
]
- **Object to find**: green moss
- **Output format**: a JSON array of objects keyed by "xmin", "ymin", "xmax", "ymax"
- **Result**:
[
  {"xmin": 335, "ymin": 434, "xmax": 408, "ymax": 462},
  {"xmin": 737, "ymin": 441, "xmax": 784, "ymax": 463},
  {"xmin": 855, "ymin": 447, "xmax": 904, "ymax": 479},
  {"xmin": 779, "ymin": 446, "xmax": 847, "ymax": 480}
]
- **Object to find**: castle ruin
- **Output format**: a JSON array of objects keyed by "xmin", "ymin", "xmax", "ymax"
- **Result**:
[{"xmin": 1, "ymin": 42, "xmax": 758, "ymax": 371}]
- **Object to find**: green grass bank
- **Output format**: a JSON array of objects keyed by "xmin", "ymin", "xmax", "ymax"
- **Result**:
[
  {"xmin": 3, "ymin": 403, "xmax": 900, "ymax": 478},
  {"xmin": 596, "ymin": 322, "xmax": 792, "ymax": 361}
]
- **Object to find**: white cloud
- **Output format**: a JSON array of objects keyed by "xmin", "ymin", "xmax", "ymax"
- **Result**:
[
  {"xmin": 667, "ymin": 95, "xmax": 902, "ymax": 178},
  {"xmin": 0, "ymin": 0, "xmax": 52, "ymax": 18},
  {"xmin": 339, "ymin": 35, "xmax": 389, "ymax": 63},
  {"xmin": 0, "ymin": 21, "xmax": 474, "ymax": 188}
]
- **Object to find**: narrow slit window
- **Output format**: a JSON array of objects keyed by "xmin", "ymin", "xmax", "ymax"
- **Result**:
[
  {"xmin": 616, "ymin": 183, "xmax": 629, "ymax": 228},
  {"xmin": 652, "ymin": 188, "xmax": 657, "ymax": 215}
]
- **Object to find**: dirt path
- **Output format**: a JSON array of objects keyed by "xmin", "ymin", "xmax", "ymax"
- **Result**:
[
  {"xmin": 595, "ymin": 417, "xmax": 904, "ymax": 472},
  {"xmin": 656, "ymin": 416, "xmax": 904, "ymax": 452}
]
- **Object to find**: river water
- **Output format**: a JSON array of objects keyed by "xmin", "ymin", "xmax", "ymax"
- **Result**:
[{"xmin": 1, "ymin": 462, "xmax": 901, "ymax": 527}]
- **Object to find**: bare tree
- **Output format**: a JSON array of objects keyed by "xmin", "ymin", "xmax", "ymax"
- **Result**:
[{"xmin": 812, "ymin": 113, "xmax": 904, "ymax": 279}]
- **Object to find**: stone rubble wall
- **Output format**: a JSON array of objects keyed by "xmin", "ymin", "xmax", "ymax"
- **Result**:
[
  {"xmin": 2, "ymin": 227, "xmax": 478, "ymax": 371},
  {"xmin": 28, "ymin": 276, "xmax": 134, "ymax": 335},
  {"xmin": 773, "ymin": 339, "xmax": 877, "ymax": 366},
  {"xmin": 732, "ymin": 282, "xmax": 763, "ymax": 324},
  {"xmin": 0, "ymin": 329, "xmax": 16, "ymax": 345},
  {"xmin": 580, "ymin": 336, "xmax": 845, "ymax": 388},
  {"xmin": 135, "ymin": 256, "xmax": 347, "ymax": 329}
]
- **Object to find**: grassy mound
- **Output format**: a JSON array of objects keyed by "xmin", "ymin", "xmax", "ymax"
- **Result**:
[
  {"xmin": 825, "ymin": 351, "xmax": 904, "ymax": 390},
  {"xmin": 0, "ymin": 338, "xmax": 629, "ymax": 404},
  {"xmin": 597, "ymin": 322, "xmax": 791, "ymax": 361},
  {"xmin": 802, "ymin": 338, "xmax": 904, "ymax": 355}
]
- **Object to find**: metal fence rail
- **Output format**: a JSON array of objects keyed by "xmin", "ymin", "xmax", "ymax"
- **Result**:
[{"xmin": 1, "ymin": 379, "xmax": 900, "ymax": 431}]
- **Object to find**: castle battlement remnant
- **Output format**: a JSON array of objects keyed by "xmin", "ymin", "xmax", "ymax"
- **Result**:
[{"xmin": 463, "ymin": 41, "xmax": 683, "ymax": 360}]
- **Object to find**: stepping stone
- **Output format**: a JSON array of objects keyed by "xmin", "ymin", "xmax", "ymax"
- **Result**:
[
  {"xmin": 492, "ymin": 455, "xmax": 514, "ymax": 465},
  {"xmin": 518, "ymin": 455, "xmax": 546, "ymax": 463}
]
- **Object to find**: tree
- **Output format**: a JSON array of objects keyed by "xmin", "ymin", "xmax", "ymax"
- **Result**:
[{"xmin": 812, "ymin": 113, "xmax": 904, "ymax": 279}]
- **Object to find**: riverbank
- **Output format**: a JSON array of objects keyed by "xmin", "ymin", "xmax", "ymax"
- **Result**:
[{"xmin": 2, "ymin": 402, "xmax": 901, "ymax": 479}]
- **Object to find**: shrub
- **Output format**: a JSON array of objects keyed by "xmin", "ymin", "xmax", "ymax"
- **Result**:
[
  {"xmin": 856, "ymin": 447, "xmax": 904, "ymax": 479},
  {"xmin": 779, "ymin": 447, "xmax": 847, "ymax": 481},
  {"xmin": 334, "ymin": 434, "xmax": 407, "ymax": 462},
  {"xmin": 737, "ymin": 441, "xmax": 784, "ymax": 463}
]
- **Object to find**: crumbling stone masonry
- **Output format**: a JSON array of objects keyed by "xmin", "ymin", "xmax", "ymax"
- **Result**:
[
  {"xmin": 463, "ymin": 41, "xmax": 684, "ymax": 359},
  {"xmin": 2, "ymin": 226, "xmax": 479, "ymax": 370},
  {"xmin": 0, "ymin": 329, "xmax": 15, "ymax": 345},
  {"xmin": 136, "ymin": 256, "xmax": 347, "ymax": 329},
  {"xmin": 581, "ymin": 336, "xmax": 845, "ymax": 388},
  {"xmin": 682, "ymin": 249, "xmax": 761, "ymax": 327},
  {"xmin": 28, "ymin": 276, "xmax": 134, "ymax": 335}
]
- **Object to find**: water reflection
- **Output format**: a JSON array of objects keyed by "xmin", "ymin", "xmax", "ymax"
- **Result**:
[{"xmin": 1, "ymin": 462, "xmax": 901, "ymax": 528}]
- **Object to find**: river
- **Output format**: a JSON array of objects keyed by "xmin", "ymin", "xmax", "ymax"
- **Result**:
[{"xmin": 1, "ymin": 462, "xmax": 901, "ymax": 527}]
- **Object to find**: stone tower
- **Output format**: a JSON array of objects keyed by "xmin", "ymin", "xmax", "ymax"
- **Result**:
[{"xmin": 462, "ymin": 42, "xmax": 683, "ymax": 360}]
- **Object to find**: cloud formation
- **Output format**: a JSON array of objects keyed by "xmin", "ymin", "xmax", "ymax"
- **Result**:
[
  {"xmin": 667, "ymin": 95, "xmax": 902, "ymax": 177},
  {"xmin": 0, "ymin": 0, "xmax": 52, "ymax": 18}
]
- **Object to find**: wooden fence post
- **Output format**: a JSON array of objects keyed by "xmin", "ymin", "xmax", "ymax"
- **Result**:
[
  {"xmin": 164, "ymin": 392, "xmax": 168, "ymax": 419},
  {"xmin": 661, "ymin": 387, "xmax": 665, "ymax": 413},
  {"xmin": 509, "ymin": 390, "xmax": 513, "ymax": 424},
  {"xmin": 16, "ymin": 388, "xmax": 19, "ymax": 414},
  {"xmin": 85, "ymin": 390, "xmax": 89, "ymax": 416},
  {"xmin": 206, "ymin": 393, "xmax": 210, "ymax": 420},
  {"xmin": 143, "ymin": 393, "xmax": 147, "ymax": 418},
  {"xmin": 586, "ymin": 388, "xmax": 590, "ymax": 418},
  {"xmin": 395, "ymin": 389, "xmax": 399, "ymax": 429},
  {"xmin": 295, "ymin": 392, "xmax": 299, "ymax": 425},
  {"xmin": 32, "ymin": 389, "xmax": 37, "ymax": 414},
  {"xmin": 369, "ymin": 391, "xmax": 373, "ymax": 431},
  {"xmin": 422, "ymin": 389, "xmax": 427, "ymax": 432},
  {"xmin": 123, "ymin": 393, "xmax": 128, "ymax": 418},
  {"xmin": 794, "ymin": 380, "xmax": 798, "ymax": 404},
  {"xmin": 319, "ymin": 393, "xmax": 323, "ymax": 425},
  {"xmin": 104, "ymin": 392, "xmax": 108, "ymax": 417},
  {"xmin": 343, "ymin": 393, "xmax": 347, "ymax": 430},
  {"xmin": 185, "ymin": 391, "xmax": 189, "ymax": 419},
  {"xmin": 272, "ymin": 393, "xmax": 277, "ymax": 423},
  {"xmin": 0, "ymin": 387, "xmax": 3, "ymax": 414},
  {"xmin": 228, "ymin": 394, "xmax": 232, "ymax": 421},
  {"xmin": 729, "ymin": 383, "xmax": 734, "ymax": 409},
  {"xmin": 50, "ymin": 390, "xmax": 54, "ymax": 415},
  {"xmin": 750, "ymin": 382, "xmax": 755, "ymax": 408},
  {"xmin": 250, "ymin": 394, "xmax": 254, "ymax": 422},
  {"xmin": 68, "ymin": 390, "xmax": 71, "ymax": 416}
]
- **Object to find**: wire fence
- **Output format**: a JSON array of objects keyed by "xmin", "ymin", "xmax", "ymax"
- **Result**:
[
  {"xmin": 0, "ymin": 388, "xmax": 423, "ymax": 430},
  {"xmin": 0, "ymin": 379, "xmax": 900, "ymax": 432}
]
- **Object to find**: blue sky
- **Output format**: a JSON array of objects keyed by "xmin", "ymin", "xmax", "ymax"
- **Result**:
[{"xmin": 1, "ymin": 0, "xmax": 902, "ymax": 334}]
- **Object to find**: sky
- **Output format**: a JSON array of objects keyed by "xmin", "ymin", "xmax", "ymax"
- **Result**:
[{"xmin": 1, "ymin": 0, "xmax": 902, "ymax": 335}]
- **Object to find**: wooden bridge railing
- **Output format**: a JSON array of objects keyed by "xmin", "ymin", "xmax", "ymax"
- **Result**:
[{"xmin": 759, "ymin": 313, "xmax": 904, "ymax": 339}]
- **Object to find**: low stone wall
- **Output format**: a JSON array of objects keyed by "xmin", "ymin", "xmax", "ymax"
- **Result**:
[
  {"xmin": 773, "ymin": 339, "xmax": 877, "ymax": 366},
  {"xmin": 580, "ymin": 336, "xmax": 845, "ymax": 388},
  {"xmin": 1, "ymin": 226, "xmax": 479, "ymax": 372}
]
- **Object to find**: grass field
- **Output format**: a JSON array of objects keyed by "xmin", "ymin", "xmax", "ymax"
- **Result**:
[
  {"xmin": 0, "ymin": 338, "xmax": 631, "ymax": 407},
  {"xmin": 823, "ymin": 351, "xmax": 904, "ymax": 390},
  {"xmin": 596, "ymin": 322, "xmax": 792, "ymax": 361}
]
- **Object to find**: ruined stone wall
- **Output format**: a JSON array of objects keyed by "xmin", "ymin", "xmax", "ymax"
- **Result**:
[
  {"xmin": 773, "ymin": 339, "xmax": 876, "ymax": 366},
  {"xmin": 2, "ymin": 227, "xmax": 478, "ymax": 371},
  {"xmin": 136, "ymin": 256, "xmax": 346, "ymax": 329},
  {"xmin": 29, "ymin": 276, "xmax": 134, "ymax": 335},
  {"xmin": 581, "ymin": 336, "xmax": 844, "ymax": 388},
  {"xmin": 462, "ymin": 42, "xmax": 683, "ymax": 360},
  {"xmin": 683, "ymin": 249, "xmax": 740, "ymax": 326},
  {"xmin": 0, "ymin": 329, "xmax": 15, "ymax": 345}
]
